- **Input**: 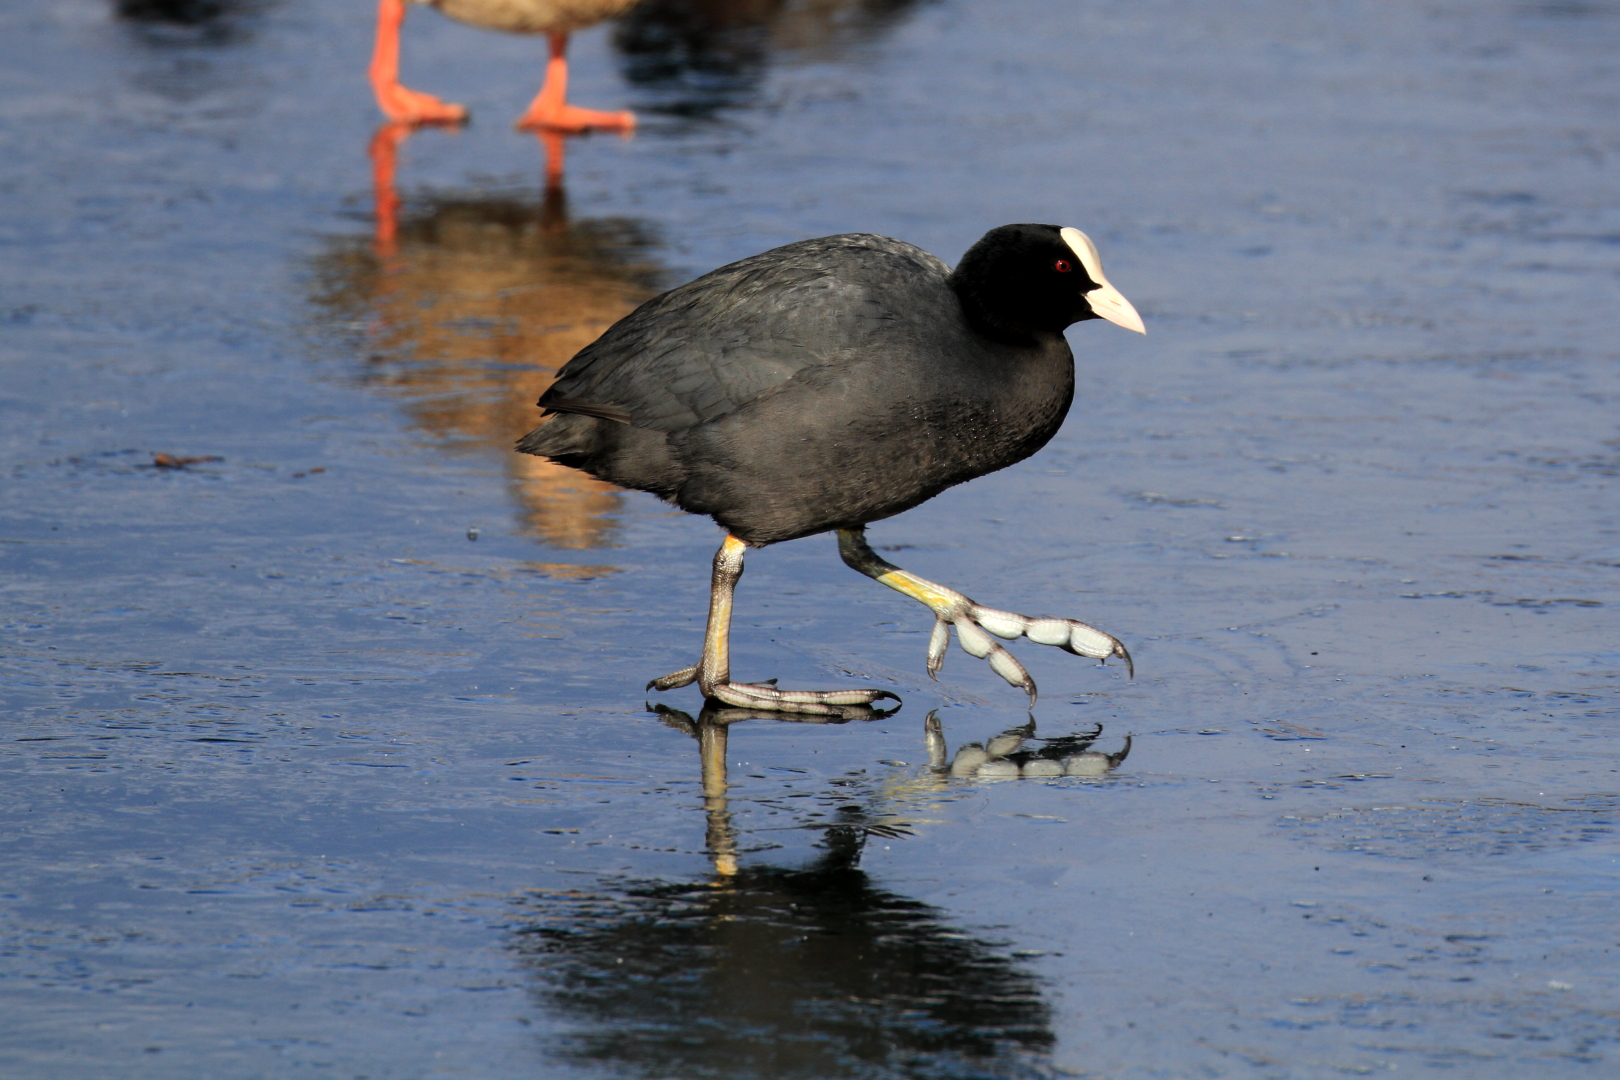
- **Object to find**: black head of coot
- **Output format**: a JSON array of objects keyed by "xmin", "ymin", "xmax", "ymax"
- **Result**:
[{"xmin": 949, "ymin": 223, "xmax": 1139, "ymax": 346}]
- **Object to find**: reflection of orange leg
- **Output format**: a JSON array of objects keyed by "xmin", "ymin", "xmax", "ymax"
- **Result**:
[
  {"xmin": 515, "ymin": 33, "xmax": 635, "ymax": 133},
  {"xmin": 369, "ymin": 122, "xmax": 414, "ymax": 260},
  {"xmin": 370, "ymin": 0, "xmax": 467, "ymax": 124},
  {"xmin": 537, "ymin": 128, "xmax": 567, "ymax": 192},
  {"xmin": 535, "ymin": 129, "xmax": 570, "ymax": 230}
]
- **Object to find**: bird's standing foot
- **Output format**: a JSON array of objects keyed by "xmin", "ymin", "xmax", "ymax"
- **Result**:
[
  {"xmin": 648, "ymin": 664, "xmax": 899, "ymax": 720},
  {"xmin": 375, "ymin": 83, "xmax": 467, "ymax": 125},
  {"xmin": 514, "ymin": 32, "xmax": 635, "ymax": 133},
  {"xmin": 369, "ymin": 0, "xmax": 467, "ymax": 125},
  {"xmin": 646, "ymin": 534, "xmax": 901, "ymax": 719},
  {"xmin": 838, "ymin": 529, "xmax": 1131, "ymax": 705},
  {"xmin": 515, "ymin": 102, "xmax": 635, "ymax": 134}
]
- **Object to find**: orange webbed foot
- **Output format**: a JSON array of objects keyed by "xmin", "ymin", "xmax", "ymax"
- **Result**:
[
  {"xmin": 514, "ymin": 103, "xmax": 635, "ymax": 134},
  {"xmin": 376, "ymin": 83, "xmax": 467, "ymax": 126}
]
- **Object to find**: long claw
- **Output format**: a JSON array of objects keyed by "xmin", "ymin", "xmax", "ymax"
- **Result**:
[{"xmin": 926, "ymin": 618, "xmax": 950, "ymax": 679}]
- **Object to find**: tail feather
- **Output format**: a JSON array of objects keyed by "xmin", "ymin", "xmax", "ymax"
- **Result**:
[
  {"xmin": 516, "ymin": 414, "xmax": 685, "ymax": 501},
  {"xmin": 515, "ymin": 413, "xmax": 599, "ymax": 460}
]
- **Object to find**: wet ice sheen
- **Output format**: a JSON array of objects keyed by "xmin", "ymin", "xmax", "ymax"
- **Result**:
[{"xmin": 2, "ymin": 0, "xmax": 1619, "ymax": 1077}]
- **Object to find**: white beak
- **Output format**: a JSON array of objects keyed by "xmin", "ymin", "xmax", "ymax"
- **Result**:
[{"xmin": 1061, "ymin": 226, "xmax": 1146, "ymax": 335}]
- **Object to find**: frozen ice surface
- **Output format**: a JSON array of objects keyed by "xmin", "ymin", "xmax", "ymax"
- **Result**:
[{"xmin": 1, "ymin": 0, "xmax": 1617, "ymax": 1076}]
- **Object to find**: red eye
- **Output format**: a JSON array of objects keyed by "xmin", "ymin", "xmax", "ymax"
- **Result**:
[{"xmin": 1054, "ymin": 260, "xmax": 1072, "ymax": 273}]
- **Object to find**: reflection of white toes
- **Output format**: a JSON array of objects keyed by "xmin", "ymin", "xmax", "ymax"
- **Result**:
[
  {"xmin": 941, "ymin": 724, "xmax": 1132, "ymax": 781},
  {"xmin": 977, "ymin": 759, "xmax": 1021, "ymax": 780}
]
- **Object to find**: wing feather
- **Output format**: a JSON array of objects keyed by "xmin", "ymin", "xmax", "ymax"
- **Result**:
[{"xmin": 537, "ymin": 234, "xmax": 949, "ymax": 434}]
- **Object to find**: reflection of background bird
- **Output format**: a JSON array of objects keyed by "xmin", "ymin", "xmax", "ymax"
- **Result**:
[
  {"xmin": 309, "ymin": 134, "xmax": 668, "ymax": 548},
  {"xmin": 512, "ymin": 703, "xmax": 1055, "ymax": 1080},
  {"xmin": 369, "ymin": 0, "xmax": 642, "ymax": 130},
  {"xmin": 113, "ymin": 0, "xmax": 259, "ymax": 46},
  {"xmin": 615, "ymin": 0, "xmax": 921, "ymax": 116},
  {"xmin": 116, "ymin": 0, "xmax": 229, "ymax": 25}
]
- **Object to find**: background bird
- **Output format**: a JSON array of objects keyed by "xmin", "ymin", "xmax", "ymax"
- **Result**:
[
  {"xmin": 517, "ymin": 224, "xmax": 1147, "ymax": 714},
  {"xmin": 369, "ymin": 0, "xmax": 641, "ymax": 130}
]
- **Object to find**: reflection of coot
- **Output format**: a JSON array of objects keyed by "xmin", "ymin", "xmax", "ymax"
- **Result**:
[
  {"xmin": 513, "ymin": 838, "xmax": 1053, "ymax": 1078},
  {"xmin": 113, "ymin": 0, "xmax": 261, "ymax": 45},
  {"xmin": 615, "ymin": 0, "xmax": 922, "ymax": 114}
]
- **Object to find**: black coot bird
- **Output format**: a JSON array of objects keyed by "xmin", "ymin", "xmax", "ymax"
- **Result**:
[{"xmin": 517, "ymin": 224, "xmax": 1146, "ymax": 714}]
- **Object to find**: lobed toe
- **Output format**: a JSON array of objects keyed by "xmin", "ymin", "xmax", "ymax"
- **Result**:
[{"xmin": 975, "ymin": 608, "xmax": 1027, "ymax": 639}]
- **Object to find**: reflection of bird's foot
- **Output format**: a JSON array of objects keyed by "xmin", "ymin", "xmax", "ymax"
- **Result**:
[
  {"xmin": 515, "ymin": 104, "xmax": 635, "ymax": 134},
  {"xmin": 647, "ymin": 665, "xmax": 900, "ymax": 719},
  {"xmin": 377, "ymin": 84, "xmax": 467, "ymax": 125},
  {"xmin": 925, "ymin": 605, "xmax": 1133, "ymax": 705}
]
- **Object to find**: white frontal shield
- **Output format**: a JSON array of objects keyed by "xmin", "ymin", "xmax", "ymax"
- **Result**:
[{"xmin": 1060, "ymin": 226, "xmax": 1146, "ymax": 334}]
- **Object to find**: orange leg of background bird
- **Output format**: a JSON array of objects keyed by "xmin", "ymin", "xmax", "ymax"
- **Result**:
[
  {"xmin": 514, "ymin": 33, "xmax": 635, "ymax": 133},
  {"xmin": 370, "ymin": 0, "xmax": 467, "ymax": 125}
]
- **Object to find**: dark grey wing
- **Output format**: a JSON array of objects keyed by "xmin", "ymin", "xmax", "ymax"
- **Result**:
[{"xmin": 538, "ymin": 234, "xmax": 951, "ymax": 434}]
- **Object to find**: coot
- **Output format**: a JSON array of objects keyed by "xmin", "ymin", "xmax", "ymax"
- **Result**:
[
  {"xmin": 370, "ymin": 0, "xmax": 638, "ymax": 131},
  {"xmin": 518, "ymin": 224, "xmax": 1145, "ymax": 713}
]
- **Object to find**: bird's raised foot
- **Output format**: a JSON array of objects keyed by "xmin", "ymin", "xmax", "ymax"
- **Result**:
[
  {"xmin": 375, "ymin": 83, "xmax": 467, "ymax": 126},
  {"xmin": 834, "ymin": 530, "xmax": 1131, "ymax": 706},
  {"xmin": 515, "ymin": 103, "xmax": 635, "ymax": 134},
  {"xmin": 928, "ymin": 606, "xmax": 1133, "ymax": 704}
]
